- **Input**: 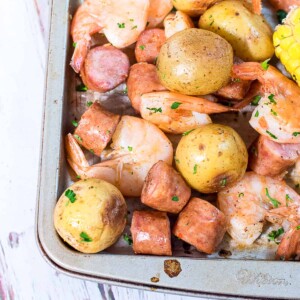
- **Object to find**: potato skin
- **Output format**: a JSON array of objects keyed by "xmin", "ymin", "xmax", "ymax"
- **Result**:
[
  {"xmin": 199, "ymin": 0, "xmax": 274, "ymax": 62},
  {"xmin": 54, "ymin": 179, "xmax": 127, "ymax": 253},
  {"xmin": 172, "ymin": 0, "xmax": 219, "ymax": 17},
  {"xmin": 156, "ymin": 28, "xmax": 233, "ymax": 95},
  {"xmin": 175, "ymin": 124, "xmax": 248, "ymax": 193}
]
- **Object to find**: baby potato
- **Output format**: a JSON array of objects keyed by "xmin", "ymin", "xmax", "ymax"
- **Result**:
[
  {"xmin": 156, "ymin": 28, "xmax": 233, "ymax": 95},
  {"xmin": 54, "ymin": 178, "xmax": 127, "ymax": 253},
  {"xmin": 199, "ymin": 0, "xmax": 274, "ymax": 62},
  {"xmin": 175, "ymin": 124, "xmax": 248, "ymax": 193},
  {"xmin": 172, "ymin": 0, "xmax": 219, "ymax": 16}
]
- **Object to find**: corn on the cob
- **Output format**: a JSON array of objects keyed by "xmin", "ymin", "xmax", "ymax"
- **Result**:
[{"xmin": 273, "ymin": 7, "xmax": 300, "ymax": 85}]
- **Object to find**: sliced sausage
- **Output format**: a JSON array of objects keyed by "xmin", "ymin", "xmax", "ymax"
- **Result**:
[
  {"xmin": 249, "ymin": 135, "xmax": 300, "ymax": 177},
  {"xmin": 164, "ymin": 11, "xmax": 194, "ymax": 39},
  {"xmin": 135, "ymin": 29, "xmax": 166, "ymax": 64},
  {"xmin": 74, "ymin": 102, "xmax": 120, "ymax": 156},
  {"xmin": 81, "ymin": 45, "xmax": 130, "ymax": 92},
  {"xmin": 173, "ymin": 198, "xmax": 226, "ymax": 254},
  {"xmin": 141, "ymin": 161, "xmax": 191, "ymax": 214},
  {"xmin": 131, "ymin": 211, "xmax": 172, "ymax": 255},
  {"xmin": 127, "ymin": 63, "xmax": 167, "ymax": 112}
]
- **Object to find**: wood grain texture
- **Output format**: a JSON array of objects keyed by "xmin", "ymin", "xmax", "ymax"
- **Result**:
[{"xmin": 0, "ymin": 1, "xmax": 206, "ymax": 299}]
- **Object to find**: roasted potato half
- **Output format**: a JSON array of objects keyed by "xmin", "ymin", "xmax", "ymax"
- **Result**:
[{"xmin": 54, "ymin": 178, "xmax": 127, "ymax": 253}]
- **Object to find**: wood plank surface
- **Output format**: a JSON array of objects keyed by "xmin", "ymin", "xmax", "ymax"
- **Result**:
[{"xmin": 0, "ymin": 1, "xmax": 207, "ymax": 299}]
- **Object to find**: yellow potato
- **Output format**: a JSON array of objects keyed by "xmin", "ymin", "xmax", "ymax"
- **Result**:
[
  {"xmin": 172, "ymin": 0, "xmax": 219, "ymax": 17},
  {"xmin": 54, "ymin": 178, "xmax": 127, "ymax": 253},
  {"xmin": 156, "ymin": 28, "xmax": 233, "ymax": 95},
  {"xmin": 175, "ymin": 124, "xmax": 248, "ymax": 193},
  {"xmin": 199, "ymin": 0, "xmax": 274, "ymax": 62}
]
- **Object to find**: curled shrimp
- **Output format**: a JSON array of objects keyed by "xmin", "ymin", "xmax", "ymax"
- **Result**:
[
  {"xmin": 70, "ymin": 0, "xmax": 150, "ymax": 72},
  {"xmin": 66, "ymin": 116, "xmax": 173, "ymax": 197},
  {"xmin": 218, "ymin": 172, "xmax": 300, "ymax": 259},
  {"xmin": 232, "ymin": 62, "xmax": 300, "ymax": 143},
  {"xmin": 140, "ymin": 91, "xmax": 235, "ymax": 134}
]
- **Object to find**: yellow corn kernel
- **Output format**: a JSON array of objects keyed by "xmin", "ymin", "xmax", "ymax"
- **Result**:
[
  {"xmin": 293, "ymin": 67, "xmax": 300, "ymax": 84},
  {"xmin": 280, "ymin": 36, "xmax": 295, "ymax": 50},
  {"xmin": 275, "ymin": 47, "xmax": 282, "ymax": 57},
  {"xmin": 294, "ymin": 24, "xmax": 300, "ymax": 42},
  {"xmin": 287, "ymin": 59, "xmax": 300, "ymax": 72},
  {"xmin": 279, "ymin": 51, "xmax": 290, "ymax": 68},
  {"xmin": 274, "ymin": 25, "xmax": 293, "ymax": 41},
  {"xmin": 289, "ymin": 9, "xmax": 300, "ymax": 26},
  {"xmin": 288, "ymin": 42, "xmax": 300, "ymax": 60}
]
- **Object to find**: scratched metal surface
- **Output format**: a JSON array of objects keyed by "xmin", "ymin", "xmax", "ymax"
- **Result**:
[{"xmin": 35, "ymin": 0, "xmax": 300, "ymax": 299}]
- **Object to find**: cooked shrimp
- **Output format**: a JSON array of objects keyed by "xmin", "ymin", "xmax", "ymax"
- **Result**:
[
  {"xmin": 251, "ymin": 0, "xmax": 262, "ymax": 15},
  {"xmin": 268, "ymin": 0, "xmax": 300, "ymax": 12},
  {"xmin": 218, "ymin": 172, "xmax": 300, "ymax": 247},
  {"xmin": 232, "ymin": 62, "xmax": 300, "ymax": 143},
  {"xmin": 66, "ymin": 116, "xmax": 173, "ymax": 197},
  {"xmin": 70, "ymin": 0, "xmax": 150, "ymax": 72},
  {"xmin": 147, "ymin": 0, "xmax": 173, "ymax": 28},
  {"xmin": 140, "ymin": 91, "xmax": 235, "ymax": 134},
  {"xmin": 164, "ymin": 11, "xmax": 194, "ymax": 39}
]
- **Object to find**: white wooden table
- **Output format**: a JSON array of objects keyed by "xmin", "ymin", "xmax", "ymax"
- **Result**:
[{"xmin": 0, "ymin": 1, "xmax": 207, "ymax": 299}]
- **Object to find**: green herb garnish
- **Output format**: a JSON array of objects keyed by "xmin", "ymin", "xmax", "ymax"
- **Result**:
[
  {"xmin": 251, "ymin": 95, "xmax": 261, "ymax": 106},
  {"xmin": 117, "ymin": 22, "xmax": 125, "ymax": 28},
  {"xmin": 268, "ymin": 94, "xmax": 277, "ymax": 105},
  {"xmin": 172, "ymin": 196, "xmax": 179, "ymax": 202},
  {"xmin": 89, "ymin": 149, "xmax": 94, "ymax": 154},
  {"xmin": 238, "ymin": 193, "xmax": 244, "ymax": 197},
  {"xmin": 139, "ymin": 45, "xmax": 145, "ymax": 50},
  {"xmin": 72, "ymin": 120, "xmax": 78, "ymax": 127},
  {"xmin": 146, "ymin": 107, "xmax": 162, "ymax": 113},
  {"xmin": 268, "ymin": 227, "xmax": 284, "ymax": 243},
  {"xmin": 123, "ymin": 233, "xmax": 133, "ymax": 245},
  {"xmin": 285, "ymin": 194, "xmax": 293, "ymax": 207},
  {"xmin": 271, "ymin": 109, "xmax": 278, "ymax": 116},
  {"xmin": 72, "ymin": 42, "xmax": 77, "ymax": 48},
  {"xmin": 76, "ymin": 84, "xmax": 87, "ymax": 92},
  {"xmin": 193, "ymin": 164, "xmax": 198, "ymax": 174},
  {"xmin": 220, "ymin": 178, "xmax": 227, "ymax": 187},
  {"xmin": 171, "ymin": 102, "xmax": 182, "ymax": 109},
  {"xmin": 254, "ymin": 110, "xmax": 259, "ymax": 117},
  {"xmin": 182, "ymin": 129, "xmax": 195, "ymax": 136},
  {"xmin": 266, "ymin": 188, "xmax": 281, "ymax": 208},
  {"xmin": 128, "ymin": 146, "xmax": 133, "ymax": 151},
  {"xmin": 74, "ymin": 134, "xmax": 82, "ymax": 142},
  {"xmin": 86, "ymin": 101, "xmax": 93, "ymax": 107},
  {"xmin": 65, "ymin": 189, "xmax": 76, "ymax": 203},
  {"xmin": 266, "ymin": 130, "xmax": 278, "ymax": 140},
  {"xmin": 80, "ymin": 232, "xmax": 93, "ymax": 242},
  {"xmin": 292, "ymin": 132, "xmax": 300, "ymax": 137},
  {"xmin": 261, "ymin": 58, "xmax": 271, "ymax": 71},
  {"xmin": 296, "ymin": 225, "xmax": 300, "ymax": 230}
]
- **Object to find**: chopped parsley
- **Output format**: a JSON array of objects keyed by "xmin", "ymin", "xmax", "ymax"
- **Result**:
[
  {"xmin": 268, "ymin": 227, "xmax": 284, "ymax": 243},
  {"xmin": 268, "ymin": 94, "xmax": 277, "ymax": 105},
  {"xmin": 123, "ymin": 86, "xmax": 128, "ymax": 94},
  {"xmin": 146, "ymin": 107, "xmax": 162, "ymax": 113},
  {"xmin": 139, "ymin": 45, "xmax": 145, "ymax": 50},
  {"xmin": 182, "ymin": 129, "xmax": 195, "ymax": 136},
  {"xmin": 128, "ymin": 146, "xmax": 133, "ymax": 151},
  {"xmin": 270, "ymin": 109, "xmax": 277, "ymax": 116},
  {"xmin": 277, "ymin": 10, "xmax": 287, "ymax": 24},
  {"xmin": 76, "ymin": 84, "xmax": 87, "ymax": 92},
  {"xmin": 266, "ymin": 130, "xmax": 277, "ymax": 140},
  {"xmin": 209, "ymin": 20, "xmax": 214, "ymax": 26},
  {"xmin": 254, "ymin": 110, "xmax": 259, "ymax": 117},
  {"xmin": 285, "ymin": 194, "xmax": 293, "ymax": 207},
  {"xmin": 131, "ymin": 25, "xmax": 137, "ymax": 30},
  {"xmin": 292, "ymin": 132, "xmax": 300, "ymax": 137},
  {"xmin": 172, "ymin": 196, "xmax": 179, "ymax": 202},
  {"xmin": 220, "ymin": 178, "xmax": 227, "ymax": 187},
  {"xmin": 86, "ymin": 101, "xmax": 93, "ymax": 107},
  {"xmin": 123, "ymin": 233, "xmax": 133, "ymax": 245},
  {"xmin": 76, "ymin": 175, "xmax": 81, "ymax": 180},
  {"xmin": 80, "ymin": 232, "xmax": 93, "ymax": 242},
  {"xmin": 174, "ymin": 157, "xmax": 180, "ymax": 164},
  {"xmin": 117, "ymin": 22, "xmax": 125, "ymax": 28},
  {"xmin": 106, "ymin": 130, "xmax": 111, "ymax": 135},
  {"xmin": 261, "ymin": 58, "xmax": 271, "ymax": 70},
  {"xmin": 265, "ymin": 188, "xmax": 281, "ymax": 208},
  {"xmin": 171, "ymin": 102, "xmax": 182, "ymax": 109},
  {"xmin": 238, "ymin": 193, "xmax": 244, "ymax": 197},
  {"xmin": 89, "ymin": 149, "xmax": 95, "ymax": 154},
  {"xmin": 72, "ymin": 42, "xmax": 77, "ymax": 48},
  {"xmin": 72, "ymin": 120, "xmax": 78, "ymax": 127},
  {"xmin": 296, "ymin": 225, "xmax": 300, "ymax": 230},
  {"xmin": 129, "ymin": 18, "xmax": 134, "ymax": 22},
  {"xmin": 74, "ymin": 134, "xmax": 82, "ymax": 142},
  {"xmin": 251, "ymin": 95, "xmax": 261, "ymax": 106},
  {"xmin": 193, "ymin": 164, "xmax": 198, "ymax": 174},
  {"xmin": 65, "ymin": 189, "xmax": 76, "ymax": 203}
]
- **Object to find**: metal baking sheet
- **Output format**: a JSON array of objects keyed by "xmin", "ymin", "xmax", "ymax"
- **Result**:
[{"xmin": 36, "ymin": 0, "xmax": 300, "ymax": 298}]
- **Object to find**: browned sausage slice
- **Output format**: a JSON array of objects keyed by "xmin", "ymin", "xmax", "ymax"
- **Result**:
[
  {"xmin": 173, "ymin": 198, "xmax": 226, "ymax": 254},
  {"xmin": 127, "ymin": 63, "xmax": 167, "ymax": 112},
  {"xmin": 135, "ymin": 29, "xmax": 166, "ymax": 64},
  {"xmin": 74, "ymin": 102, "xmax": 120, "ymax": 156},
  {"xmin": 141, "ymin": 161, "xmax": 191, "ymax": 214},
  {"xmin": 131, "ymin": 211, "xmax": 172, "ymax": 256},
  {"xmin": 81, "ymin": 45, "xmax": 130, "ymax": 92},
  {"xmin": 249, "ymin": 135, "xmax": 300, "ymax": 177}
]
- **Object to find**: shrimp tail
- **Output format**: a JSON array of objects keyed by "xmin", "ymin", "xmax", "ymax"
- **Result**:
[
  {"xmin": 233, "ymin": 81, "xmax": 262, "ymax": 109},
  {"xmin": 276, "ymin": 226, "xmax": 300, "ymax": 260},
  {"xmin": 70, "ymin": 40, "xmax": 90, "ymax": 73},
  {"xmin": 65, "ymin": 133, "xmax": 90, "ymax": 174},
  {"xmin": 232, "ymin": 62, "xmax": 265, "ymax": 81}
]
